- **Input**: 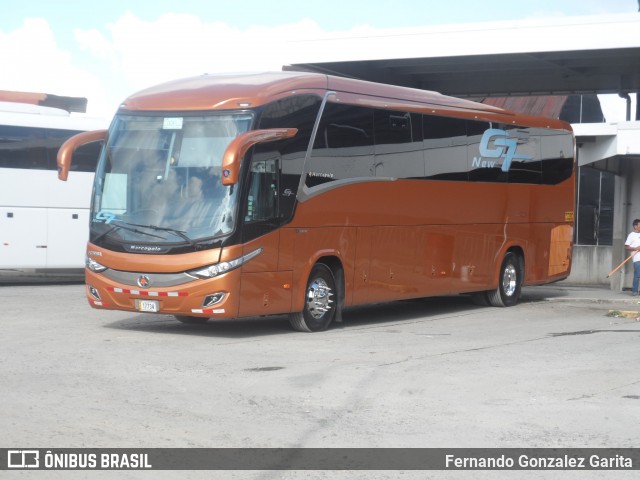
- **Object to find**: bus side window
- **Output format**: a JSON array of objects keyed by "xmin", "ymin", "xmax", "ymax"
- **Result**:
[
  {"xmin": 307, "ymin": 103, "xmax": 374, "ymax": 188},
  {"xmin": 541, "ymin": 130, "xmax": 574, "ymax": 185},
  {"xmin": 72, "ymin": 141, "xmax": 103, "ymax": 172},
  {"xmin": 47, "ymin": 129, "xmax": 102, "ymax": 172},
  {"xmin": 242, "ymin": 155, "xmax": 279, "ymax": 242},
  {"xmin": 467, "ymin": 120, "xmax": 507, "ymax": 183},
  {"xmin": 374, "ymin": 110, "xmax": 423, "ymax": 178},
  {"xmin": 0, "ymin": 125, "xmax": 48, "ymax": 169},
  {"xmin": 423, "ymin": 115, "xmax": 468, "ymax": 181},
  {"xmin": 257, "ymin": 94, "xmax": 322, "ymax": 223},
  {"xmin": 505, "ymin": 126, "xmax": 542, "ymax": 184}
]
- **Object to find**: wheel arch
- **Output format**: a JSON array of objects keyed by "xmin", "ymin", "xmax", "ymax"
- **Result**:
[
  {"xmin": 507, "ymin": 245, "xmax": 525, "ymax": 275},
  {"xmin": 293, "ymin": 253, "xmax": 345, "ymax": 322},
  {"xmin": 486, "ymin": 247, "xmax": 525, "ymax": 307},
  {"xmin": 316, "ymin": 255, "xmax": 345, "ymax": 323},
  {"xmin": 491, "ymin": 244, "xmax": 525, "ymax": 288}
]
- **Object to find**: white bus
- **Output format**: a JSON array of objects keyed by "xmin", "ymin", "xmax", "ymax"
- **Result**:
[{"xmin": 0, "ymin": 95, "xmax": 106, "ymax": 280}]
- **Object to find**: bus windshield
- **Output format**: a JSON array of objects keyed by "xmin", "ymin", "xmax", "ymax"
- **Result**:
[{"xmin": 90, "ymin": 113, "xmax": 253, "ymax": 247}]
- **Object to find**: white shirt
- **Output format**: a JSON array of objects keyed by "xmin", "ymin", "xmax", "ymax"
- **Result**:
[{"xmin": 625, "ymin": 231, "xmax": 640, "ymax": 262}]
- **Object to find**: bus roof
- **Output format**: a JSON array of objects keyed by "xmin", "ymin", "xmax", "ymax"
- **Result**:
[{"xmin": 120, "ymin": 71, "xmax": 571, "ymax": 130}]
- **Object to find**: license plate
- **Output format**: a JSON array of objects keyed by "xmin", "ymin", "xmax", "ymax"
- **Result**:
[{"xmin": 136, "ymin": 299, "xmax": 159, "ymax": 313}]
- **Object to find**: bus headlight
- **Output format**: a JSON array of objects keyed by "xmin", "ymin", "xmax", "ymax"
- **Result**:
[
  {"xmin": 188, "ymin": 248, "xmax": 263, "ymax": 279},
  {"xmin": 86, "ymin": 257, "xmax": 107, "ymax": 272}
]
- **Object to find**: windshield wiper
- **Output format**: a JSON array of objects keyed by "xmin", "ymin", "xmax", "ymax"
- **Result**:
[
  {"xmin": 92, "ymin": 220, "xmax": 166, "ymax": 244},
  {"xmin": 122, "ymin": 222, "xmax": 200, "ymax": 247}
]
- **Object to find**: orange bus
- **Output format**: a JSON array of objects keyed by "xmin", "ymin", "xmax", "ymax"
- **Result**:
[{"xmin": 57, "ymin": 72, "xmax": 575, "ymax": 332}]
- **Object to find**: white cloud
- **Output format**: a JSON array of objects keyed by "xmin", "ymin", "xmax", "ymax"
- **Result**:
[
  {"xmin": 0, "ymin": 18, "xmax": 68, "ymax": 87},
  {"xmin": 74, "ymin": 27, "xmax": 117, "ymax": 64},
  {"xmin": 73, "ymin": 13, "xmax": 327, "ymax": 103},
  {"xmin": 1, "ymin": 14, "xmax": 332, "ymax": 119},
  {"xmin": 63, "ymin": 13, "xmax": 332, "ymax": 117},
  {"xmin": 0, "ymin": 18, "xmax": 111, "ymax": 118}
]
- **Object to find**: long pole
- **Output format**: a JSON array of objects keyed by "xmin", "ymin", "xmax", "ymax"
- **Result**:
[{"xmin": 606, "ymin": 251, "xmax": 637, "ymax": 278}]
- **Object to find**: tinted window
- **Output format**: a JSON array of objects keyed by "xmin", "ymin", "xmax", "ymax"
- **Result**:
[
  {"xmin": 72, "ymin": 141, "xmax": 102, "ymax": 172},
  {"xmin": 0, "ymin": 125, "xmax": 48, "ymax": 169},
  {"xmin": 375, "ymin": 110, "xmax": 413, "ymax": 146},
  {"xmin": 423, "ymin": 115, "xmax": 467, "ymax": 181},
  {"xmin": 0, "ymin": 125, "xmax": 101, "ymax": 172},
  {"xmin": 258, "ymin": 95, "xmax": 320, "ymax": 160},
  {"xmin": 374, "ymin": 110, "xmax": 424, "ymax": 178},
  {"xmin": 467, "ymin": 121, "xmax": 507, "ymax": 183},
  {"xmin": 47, "ymin": 129, "xmax": 101, "ymax": 172},
  {"xmin": 577, "ymin": 167, "xmax": 601, "ymax": 245},
  {"xmin": 576, "ymin": 167, "xmax": 614, "ymax": 246},
  {"xmin": 540, "ymin": 130, "xmax": 574, "ymax": 185},
  {"xmin": 505, "ymin": 126, "xmax": 542, "ymax": 184},
  {"xmin": 307, "ymin": 103, "xmax": 374, "ymax": 188},
  {"xmin": 257, "ymin": 94, "xmax": 322, "ymax": 221},
  {"xmin": 315, "ymin": 104, "xmax": 373, "ymax": 149},
  {"xmin": 242, "ymin": 154, "xmax": 279, "ymax": 243}
]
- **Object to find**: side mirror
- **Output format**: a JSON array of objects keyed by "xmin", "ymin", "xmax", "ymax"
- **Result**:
[
  {"xmin": 221, "ymin": 128, "xmax": 297, "ymax": 186},
  {"xmin": 57, "ymin": 129, "xmax": 107, "ymax": 181}
]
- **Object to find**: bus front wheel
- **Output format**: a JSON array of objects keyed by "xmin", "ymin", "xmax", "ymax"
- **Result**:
[
  {"xmin": 289, "ymin": 263, "xmax": 337, "ymax": 332},
  {"xmin": 486, "ymin": 252, "xmax": 522, "ymax": 307}
]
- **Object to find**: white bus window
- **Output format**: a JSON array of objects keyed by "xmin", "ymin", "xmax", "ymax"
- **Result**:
[{"xmin": 0, "ymin": 125, "xmax": 48, "ymax": 169}]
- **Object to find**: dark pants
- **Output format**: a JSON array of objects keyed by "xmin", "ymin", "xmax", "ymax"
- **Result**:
[{"xmin": 634, "ymin": 261, "xmax": 640, "ymax": 294}]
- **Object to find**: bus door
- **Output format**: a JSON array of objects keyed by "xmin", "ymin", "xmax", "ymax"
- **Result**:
[
  {"xmin": 0, "ymin": 206, "xmax": 47, "ymax": 269},
  {"xmin": 45, "ymin": 207, "xmax": 89, "ymax": 268},
  {"xmin": 238, "ymin": 152, "xmax": 292, "ymax": 316}
]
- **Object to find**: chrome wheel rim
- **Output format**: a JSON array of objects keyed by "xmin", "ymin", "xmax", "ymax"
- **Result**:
[
  {"xmin": 502, "ymin": 264, "xmax": 517, "ymax": 297},
  {"xmin": 306, "ymin": 278, "xmax": 333, "ymax": 319}
]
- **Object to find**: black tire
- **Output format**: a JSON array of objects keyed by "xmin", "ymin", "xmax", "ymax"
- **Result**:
[
  {"xmin": 486, "ymin": 252, "xmax": 523, "ymax": 307},
  {"xmin": 289, "ymin": 263, "xmax": 337, "ymax": 332},
  {"xmin": 175, "ymin": 315, "xmax": 210, "ymax": 324}
]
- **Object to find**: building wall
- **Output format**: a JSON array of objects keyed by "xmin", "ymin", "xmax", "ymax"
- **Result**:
[
  {"xmin": 571, "ymin": 122, "xmax": 640, "ymax": 289},
  {"xmin": 619, "ymin": 157, "xmax": 640, "ymax": 290},
  {"xmin": 566, "ymin": 245, "xmax": 611, "ymax": 285}
]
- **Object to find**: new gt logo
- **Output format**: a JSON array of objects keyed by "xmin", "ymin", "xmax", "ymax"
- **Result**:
[{"xmin": 473, "ymin": 128, "xmax": 531, "ymax": 172}]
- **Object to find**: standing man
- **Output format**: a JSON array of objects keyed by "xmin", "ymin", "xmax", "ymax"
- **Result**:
[{"xmin": 624, "ymin": 219, "xmax": 640, "ymax": 295}]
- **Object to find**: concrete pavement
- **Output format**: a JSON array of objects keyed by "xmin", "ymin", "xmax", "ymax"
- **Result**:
[{"xmin": 522, "ymin": 281, "xmax": 640, "ymax": 306}]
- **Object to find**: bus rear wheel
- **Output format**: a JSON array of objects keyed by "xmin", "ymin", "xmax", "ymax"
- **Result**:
[
  {"xmin": 486, "ymin": 252, "xmax": 522, "ymax": 307},
  {"xmin": 289, "ymin": 263, "xmax": 337, "ymax": 332}
]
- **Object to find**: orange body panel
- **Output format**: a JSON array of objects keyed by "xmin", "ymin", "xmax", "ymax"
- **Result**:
[
  {"xmin": 286, "ymin": 178, "xmax": 574, "ymax": 306},
  {"xmin": 86, "ymin": 267, "xmax": 243, "ymax": 318},
  {"xmin": 238, "ymin": 231, "xmax": 292, "ymax": 317}
]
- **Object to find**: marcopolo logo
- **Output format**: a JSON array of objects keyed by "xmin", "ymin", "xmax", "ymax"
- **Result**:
[{"xmin": 473, "ymin": 128, "xmax": 531, "ymax": 172}]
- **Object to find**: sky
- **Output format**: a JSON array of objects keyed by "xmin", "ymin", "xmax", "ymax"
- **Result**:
[{"xmin": 0, "ymin": 0, "xmax": 637, "ymax": 121}]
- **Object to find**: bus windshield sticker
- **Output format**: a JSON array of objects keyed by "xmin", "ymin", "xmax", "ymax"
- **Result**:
[
  {"xmin": 95, "ymin": 211, "xmax": 116, "ymax": 224},
  {"xmin": 474, "ymin": 128, "xmax": 531, "ymax": 172},
  {"xmin": 163, "ymin": 117, "xmax": 183, "ymax": 130}
]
